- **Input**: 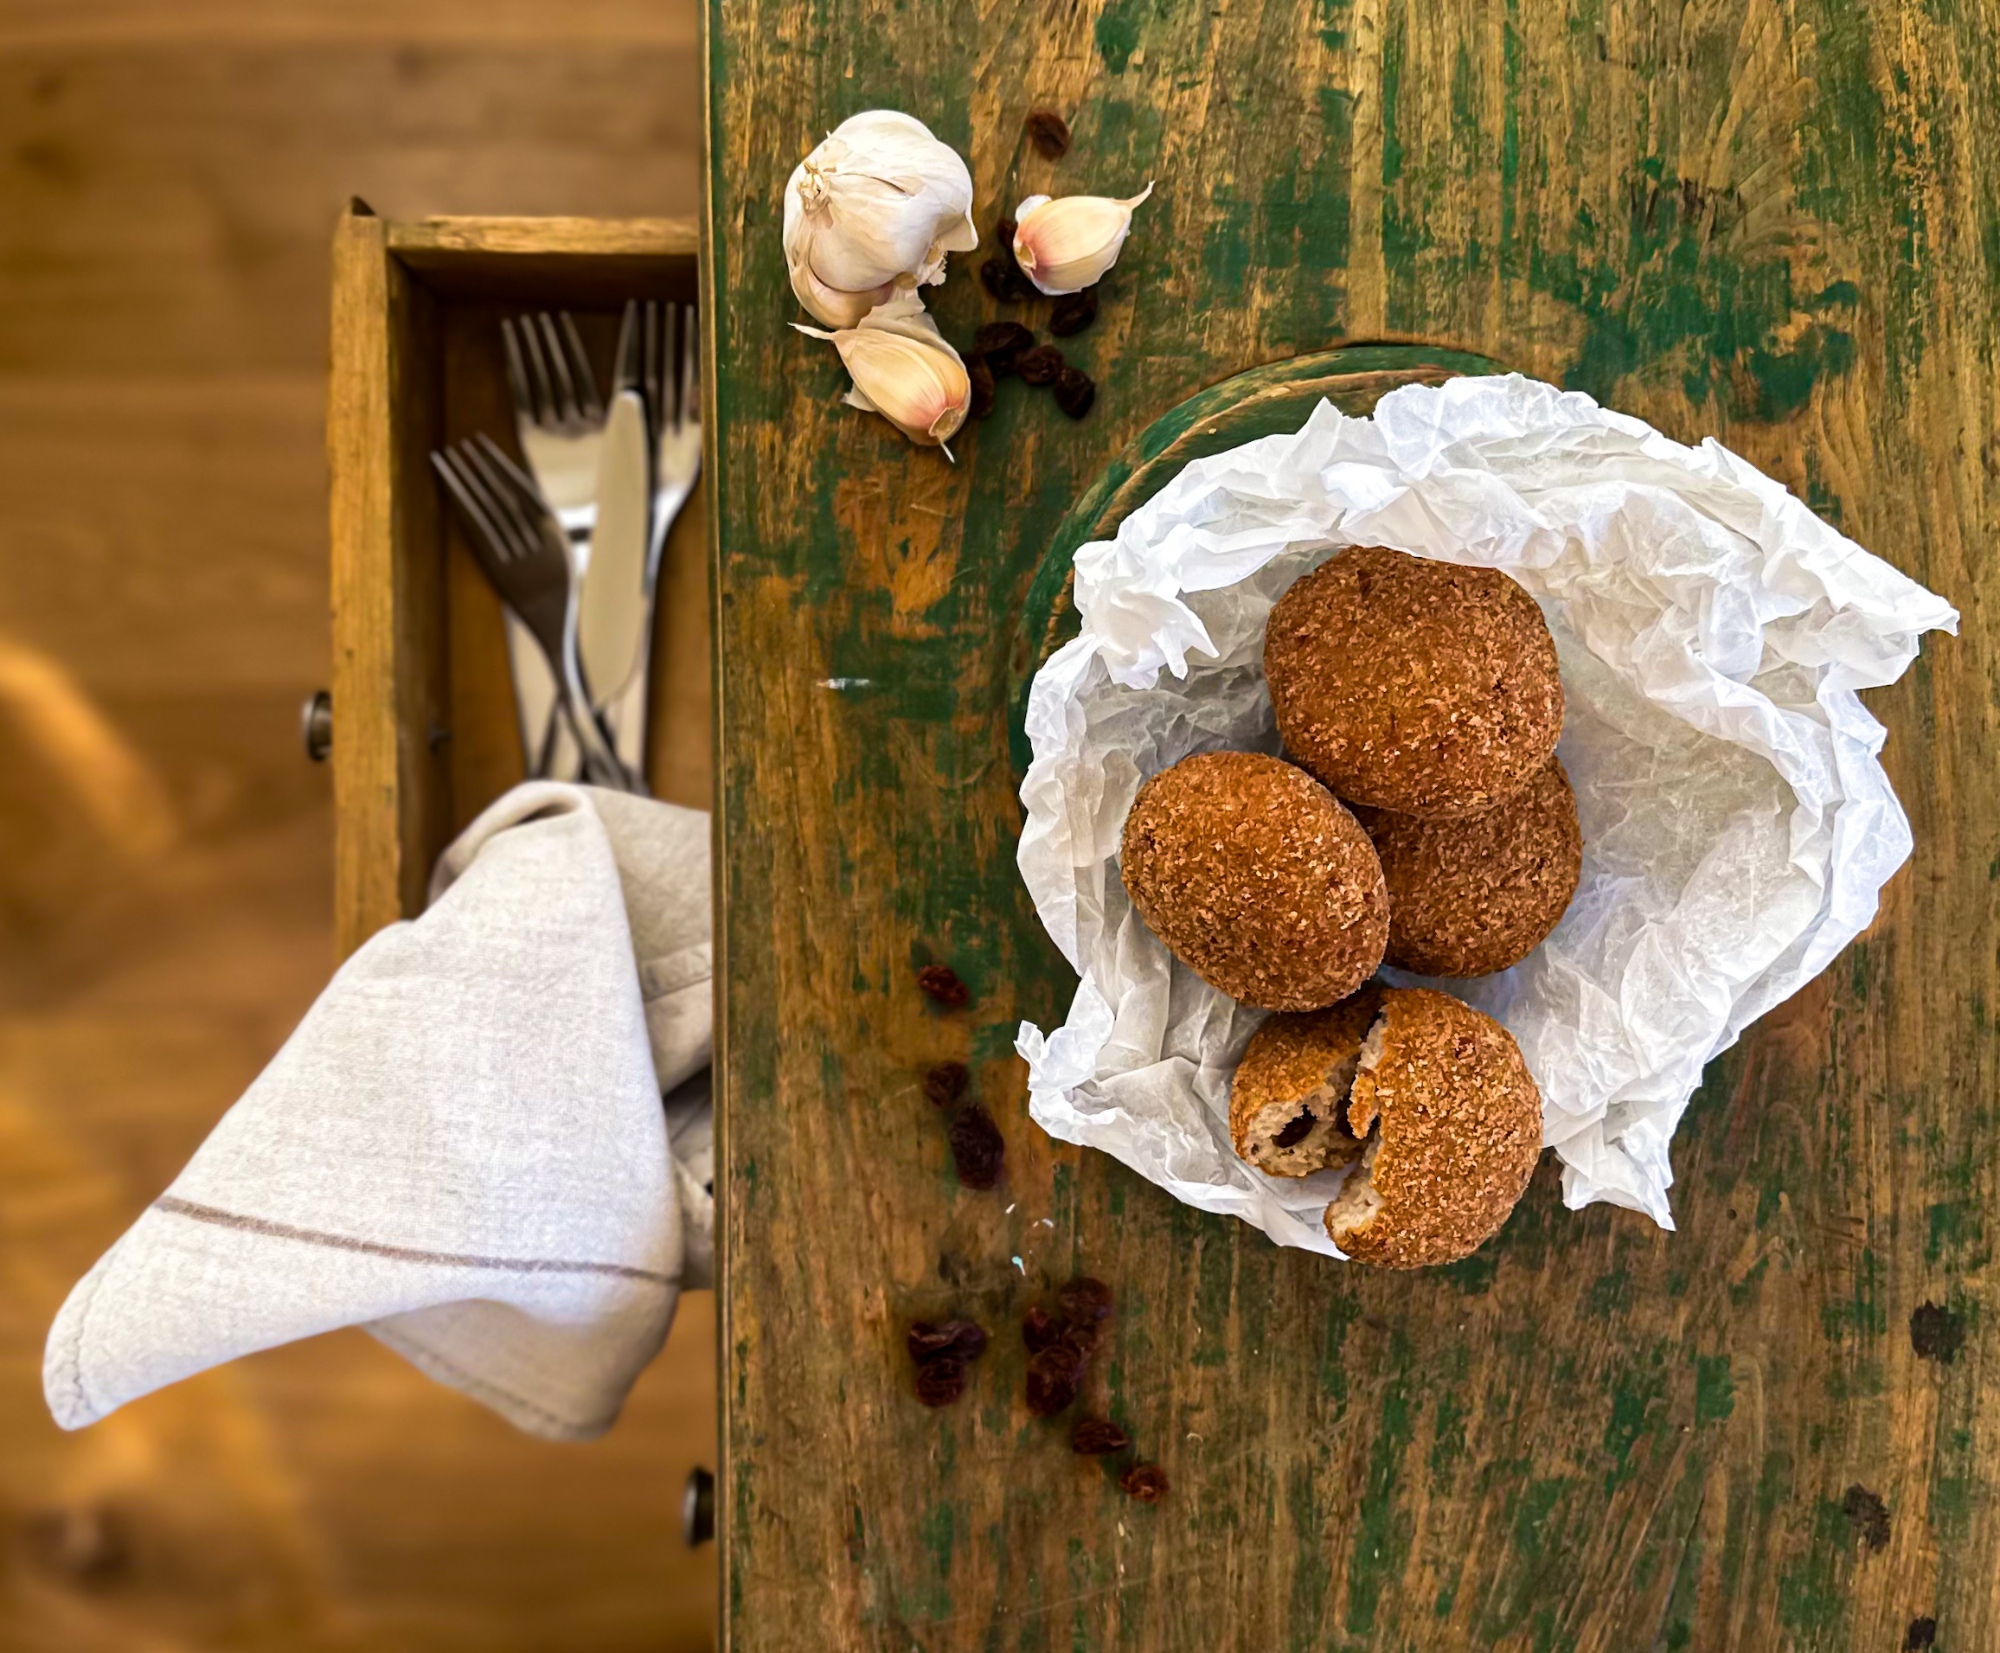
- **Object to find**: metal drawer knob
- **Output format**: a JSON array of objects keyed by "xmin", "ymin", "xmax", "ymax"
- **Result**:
[
  {"xmin": 681, "ymin": 1466, "xmax": 715, "ymax": 1548},
  {"xmin": 301, "ymin": 690, "xmax": 333, "ymax": 761}
]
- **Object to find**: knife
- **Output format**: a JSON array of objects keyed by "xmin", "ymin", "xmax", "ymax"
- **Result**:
[{"xmin": 577, "ymin": 386, "xmax": 653, "ymax": 791}]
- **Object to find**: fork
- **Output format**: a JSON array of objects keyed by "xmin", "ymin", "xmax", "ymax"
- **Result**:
[
  {"xmin": 503, "ymin": 312, "xmax": 607, "ymax": 546},
  {"xmin": 502, "ymin": 313, "xmax": 607, "ymax": 779},
  {"xmin": 600, "ymin": 300, "xmax": 704, "ymax": 780},
  {"xmin": 430, "ymin": 435, "xmax": 632, "ymax": 791}
]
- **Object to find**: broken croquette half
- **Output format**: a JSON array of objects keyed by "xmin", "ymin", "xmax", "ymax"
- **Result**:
[
  {"xmin": 1228, "ymin": 983, "xmax": 1385, "ymax": 1177},
  {"xmin": 1323, "ymin": 988, "xmax": 1543, "ymax": 1268}
]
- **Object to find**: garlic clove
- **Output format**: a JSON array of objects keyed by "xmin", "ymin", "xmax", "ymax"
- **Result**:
[
  {"xmin": 789, "ymin": 256, "xmax": 899, "ymax": 329},
  {"xmin": 783, "ymin": 110, "xmax": 978, "ymax": 300},
  {"xmin": 1011, "ymin": 182, "xmax": 1154, "ymax": 295},
  {"xmin": 792, "ymin": 291, "xmax": 970, "ymax": 456}
]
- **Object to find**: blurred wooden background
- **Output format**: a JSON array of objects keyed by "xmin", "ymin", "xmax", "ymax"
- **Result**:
[{"xmin": 0, "ymin": 3, "xmax": 713, "ymax": 1648}]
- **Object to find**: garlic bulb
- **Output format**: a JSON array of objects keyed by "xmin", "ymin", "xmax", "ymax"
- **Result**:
[
  {"xmin": 1011, "ymin": 183, "xmax": 1154, "ymax": 295},
  {"xmin": 784, "ymin": 111, "xmax": 978, "ymax": 327},
  {"xmin": 794, "ymin": 292, "xmax": 971, "ymax": 457}
]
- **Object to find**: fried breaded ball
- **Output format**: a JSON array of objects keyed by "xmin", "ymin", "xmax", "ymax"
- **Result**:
[
  {"xmin": 1353, "ymin": 757, "xmax": 1582, "ymax": 978},
  {"xmin": 1119, "ymin": 752, "xmax": 1388, "ymax": 1012},
  {"xmin": 1324, "ymin": 988, "xmax": 1541, "ymax": 1267},
  {"xmin": 1264, "ymin": 546, "xmax": 1563, "ymax": 818},
  {"xmin": 1228, "ymin": 984, "xmax": 1385, "ymax": 1177}
]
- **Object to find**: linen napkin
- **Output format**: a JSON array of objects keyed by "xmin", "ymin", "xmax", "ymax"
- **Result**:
[{"xmin": 45, "ymin": 781, "xmax": 712, "ymax": 1441}]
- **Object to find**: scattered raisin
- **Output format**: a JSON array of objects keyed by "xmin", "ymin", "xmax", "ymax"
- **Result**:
[
  {"xmin": 1842, "ymin": 1485, "xmax": 1890, "ymax": 1551},
  {"xmin": 917, "ymin": 964, "xmax": 970, "ymax": 1007},
  {"xmin": 1022, "ymin": 1305, "xmax": 1064, "ymax": 1353},
  {"xmin": 1060, "ymin": 1318, "xmax": 1103, "ymax": 1359},
  {"xmin": 1910, "ymin": 1301, "xmax": 1964, "ymax": 1364},
  {"xmin": 1053, "ymin": 366, "xmax": 1096, "ymax": 418},
  {"xmin": 922, "ymin": 1060, "xmax": 970, "ymax": 1108},
  {"xmin": 1059, "ymin": 1276, "xmax": 1114, "ymax": 1325},
  {"xmin": 1025, "ymin": 108, "xmax": 1072, "ymax": 159},
  {"xmin": 1120, "ymin": 1463, "xmax": 1170, "ymax": 1502},
  {"xmin": 1025, "ymin": 1345, "xmax": 1086, "ymax": 1417},
  {"xmin": 968, "ymin": 354, "xmax": 996, "ymax": 418},
  {"xmin": 974, "ymin": 320, "xmax": 1035, "ymax": 359},
  {"xmin": 1049, "ymin": 287, "xmax": 1098, "ymax": 337},
  {"xmin": 1070, "ymin": 1418, "xmax": 1131, "ymax": 1455},
  {"xmin": 980, "ymin": 220, "xmax": 1034, "ymax": 301},
  {"xmin": 1906, "ymin": 1617, "xmax": 1938, "ymax": 1650},
  {"xmin": 973, "ymin": 320, "xmax": 1035, "ymax": 377},
  {"xmin": 948, "ymin": 1103, "xmax": 1005, "ymax": 1190},
  {"xmin": 1272, "ymin": 1108, "xmax": 1317, "ymax": 1148},
  {"xmin": 914, "ymin": 1357, "xmax": 968, "ymax": 1407},
  {"xmin": 1017, "ymin": 345, "xmax": 1065, "ymax": 386},
  {"xmin": 907, "ymin": 1319, "xmax": 987, "ymax": 1365}
]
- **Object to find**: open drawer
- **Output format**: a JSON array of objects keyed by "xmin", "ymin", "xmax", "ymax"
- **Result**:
[{"xmin": 326, "ymin": 206, "xmax": 708, "ymax": 959}]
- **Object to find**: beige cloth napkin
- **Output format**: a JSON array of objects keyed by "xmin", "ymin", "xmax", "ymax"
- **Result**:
[{"xmin": 45, "ymin": 782, "xmax": 712, "ymax": 1441}]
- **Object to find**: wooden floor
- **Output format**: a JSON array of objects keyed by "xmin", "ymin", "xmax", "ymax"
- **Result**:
[{"xmin": 0, "ymin": 4, "xmax": 713, "ymax": 1648}]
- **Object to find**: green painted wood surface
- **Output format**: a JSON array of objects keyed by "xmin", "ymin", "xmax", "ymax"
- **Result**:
[{"xmin": 703, "ymin": 4, "xmax": 1994, "ymax": 1648}]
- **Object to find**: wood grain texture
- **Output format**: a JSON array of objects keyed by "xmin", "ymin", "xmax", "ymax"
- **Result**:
[
  {"xmin": 706, "ymin": 2, "xmax": 1996, "ymax": 1648},
  {"xmin": 1, "ymin": 4, "xmax": 716, "ymax": 1648}
]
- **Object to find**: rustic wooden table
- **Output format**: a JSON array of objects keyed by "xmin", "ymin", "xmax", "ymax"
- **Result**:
[{"xmin": 703, "ymin": 4, "xmax": 1994, "ymax": 1648}]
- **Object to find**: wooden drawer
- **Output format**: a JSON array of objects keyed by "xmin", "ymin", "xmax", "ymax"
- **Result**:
[{"xmin": 326, "ymin": 206, "xmax": 708, "ymax": 959}]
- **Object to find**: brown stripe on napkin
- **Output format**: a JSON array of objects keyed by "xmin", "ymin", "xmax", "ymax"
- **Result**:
[{"xmin": 153, "ymin": 1195, "xmax": 674, "ymax": 1287}]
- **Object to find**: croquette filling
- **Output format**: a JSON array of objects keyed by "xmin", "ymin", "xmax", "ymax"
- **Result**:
[
  {"xmin": 1273, "ymin": 1109, "xmax": 1317, "ymax": 1148},
  {"xmin": 1248, "ymin": 1048, "xmax": 1362, "ymax": 1175},
  {"xmin": 1325, "ymin": 1011, "xmax": 1392, "ymax": 1241}
]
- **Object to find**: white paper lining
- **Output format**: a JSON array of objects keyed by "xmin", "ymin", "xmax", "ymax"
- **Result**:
[{"xmin": 1014, "ymin": 374, "xmax": 1957, "ymax": 1255}]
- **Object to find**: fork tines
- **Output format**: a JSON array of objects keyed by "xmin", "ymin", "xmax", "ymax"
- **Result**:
[
  {"xmin": 502, "ymin": 311, "xmax": 604, "ymax": 434},
  {"xmin": 614, "ymin": 299, "xmax": 700, "ymax": 435},
  {"xmin": 430, "ymin": 435, "xmax": 549, "ymax": 568}
]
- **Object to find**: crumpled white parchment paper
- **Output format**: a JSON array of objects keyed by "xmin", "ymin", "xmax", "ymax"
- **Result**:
[{"xmin": 1014, "ymin": 374, "xmax": 1957, "ymax": 1254}]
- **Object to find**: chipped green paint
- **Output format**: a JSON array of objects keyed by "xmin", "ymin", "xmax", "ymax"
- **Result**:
[
  {"xmin": 1285, "ymin": 1460, "xmax": 1332, "ymax": 1647},
  {"xmin": 1534, "ymin": 159, "xmax": 1859, "ymax": 417},
  {"xmin": 1694, "ymin": 1353, "xmax": 1736, "ymax": 1424},
  {"xmin": 1344, "ymin": 1344, "xmax": 1415, "ymax": 1636},
  {"xmin": 1821, "ymin": 1246, "xmax": 1887, "ymax": 1340},
  {"xmin": 1776, "ymin": 1497, "xmax": 1856, "ymax": 1641},
  {"xmin": 1926, "ymin": 1199, "xmax": 1988, "ymax": 1266},
  {"xmin": 1093, "ymin": 0, "xmax": 1148, "ymax": 73},
  {"xmin": 1584, "ymin": 1266, "xmax": 1632, "ymax": 1318},
  {"xmin": 1601, "ymin": 1346, "xmax": 1670, "ymax": 1496},
  {"xmin": 1318, "ymin": 1289, "xmax": 1363, "ymax": 1406}
]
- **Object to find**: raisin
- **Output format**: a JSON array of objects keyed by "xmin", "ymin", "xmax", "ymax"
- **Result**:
[
  {"xmin": 1053, "ymin": 366, "xmax": 1096, "ymax": 419},
  {"xmin": 917, "ymin": 964, "xmax": 970, "ymax": 1007},
  {"xmin": 948, "ymin": 1103, "xmax": 1005, "ymax": 1190},
  {"xmin": 1017, "ymin": 345, "xmax": 1065, "ymax": 386},
  {"xmin": 1059, "ymin": 1276, "xmax": 1114, "ymax": 1325},
  {"xmin": 974, "ymin": 320, "xmax": 1035, "ymax": 358},
  {"xmin": 1070, "ymin": 1418, "xmax": 1131, "ymax": 1455},
  {"xmin": 1272, "ymin": 1108, "xmax": 1317, "ymax": 1148},
  {"xmin": 1059, "ymin": 1318, "xmax": 1103, "ymax": 1359},
  {"xmin": 1024, "ymin": 108, "xmax": 1072, "ymax": 159},
  {"xmin": 968, "ymin": 353, "xmax": 996, "ymax": 419},
  {"xmin": 1021, "ymin": 1305, "xmax": 1064, "ymax": 1353},
  {"xmin": 907, "ymin": 1319, "xmax": 987, "ymax": 1365},
  {"xmin": 1025, "ymin": 1345, "xmax": 1086, "ymax": 1417},
  {"xmin": 922, "ymin": 1060, "xmax": 970, "ymax": 1108},
  {"xmin": 1119, "ymin": 1463, "xmax": 1170, "ymax": 1502},
  {"xmin": 980, "ymin": 220, "xmax": 1034, "ymax": 301},
  {"xmin": 1049, "ymin": 287, "xmax": 1098, "ymax": 337},
  {"xmin": 914, "ymin": 1357, "xmax": 967, "ymax": 1407}
]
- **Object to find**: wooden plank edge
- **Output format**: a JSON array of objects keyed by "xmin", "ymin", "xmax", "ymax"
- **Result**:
[
  {"xmin": 327, "ymin": 203, "xmax": 405, "ymax": 961},
  {"xmin": 386, "ymin": 216, "xmax": 702, "ymax": 263}
]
